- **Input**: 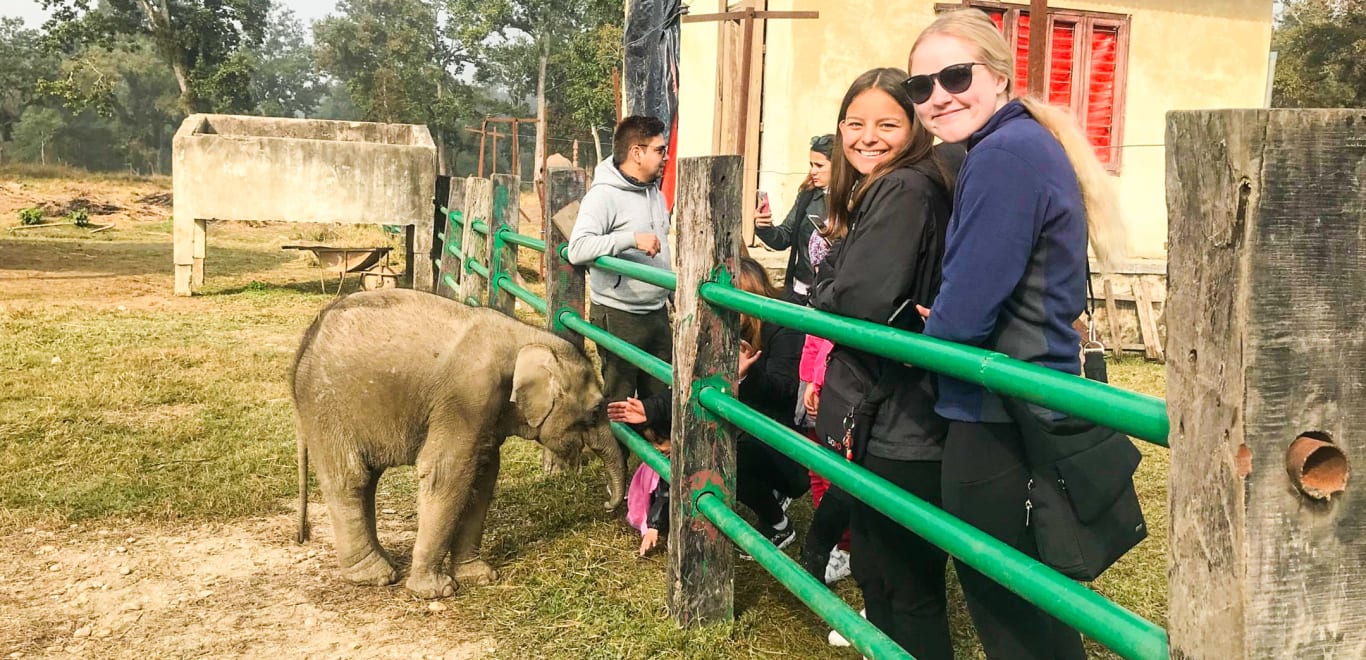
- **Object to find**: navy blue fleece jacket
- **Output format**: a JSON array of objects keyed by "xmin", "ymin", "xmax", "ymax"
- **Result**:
[{"xmin": 924, "ymin": 100, "xmax": 1088, "ymax": 423}]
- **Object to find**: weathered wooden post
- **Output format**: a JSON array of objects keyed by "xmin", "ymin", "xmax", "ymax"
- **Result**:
[
  {"xmin": 1166, "ymin": 109, "xmax": 1366, "ymax": 658},
  {"xmin": 437, "ymin": 177, "xmax": 466, "ymax": 299},
  {"xmin": 487, "ymin": 173, "xmax": 520, "ymax": 315},
  {"xmin": 428, "ymin": 175, "xmax": 451, "ymax": 294},
  {"xmin": 540, "ymin": 167, "xmax": 588, "ymax": 474},
  {"xmin": 669, "ymin": 155, "xmax": 742, "ymax": 625},
  {"xmin": 543, "ymin": 167, "xmax": 588, "ymax": 348},
  {"xmin": 459, "ymin": 177, "xmax": 493, "ymax": 306}
]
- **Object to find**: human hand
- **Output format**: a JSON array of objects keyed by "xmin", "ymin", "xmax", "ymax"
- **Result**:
[
  {"xmin": 738, "ymin": 340, "xmax": 762, "ymax": 379},
  {"xmin": 634, "ymin": 233, "xmax": 661, "ymax": 256},
  {"xmin": 916, "ymin": 304, "xmax": 932, "ymax": 320},
  {"xmin": 754, "ymin": 207, "xmax": 774, "ymax": 228},
  {"xmin": 607, "ymin": 397, "xmax": 647, "ymax": 425},
  {"xmin": 639, "ymin": 528, "xmax": 660, "ymax": 557},
  {"xmin": 803, "ymin": 383, "xmax": 821, "ymax": 419}
]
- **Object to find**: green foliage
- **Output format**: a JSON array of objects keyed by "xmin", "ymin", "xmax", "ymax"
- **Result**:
[
  {"xmin": 12, "ymin": 107, "xmax": 66, "ymax": 165},
  {"xmin": 245, "ymin": 8, "xmax": 325, "ymax": 118},
  {"xmin": 67, "ymin": 208, "xmax": 91, "ymax": 227},
  {"xmin": 19, "ymin": 207, "xmax": 45, "ymax": 225},
  {"xmin": 39, "ymin": 0, "xmax": 271, "ymax": 114},
  {"xmin": 0, "ymin": 18, "xmax": 61, "ymax": 145},
  {"xmin": 1272, "ymin": 0, "xmax": 1366, "ymax": 108}
]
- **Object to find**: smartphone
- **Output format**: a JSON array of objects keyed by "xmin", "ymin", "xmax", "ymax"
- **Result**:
[{"xmin": 756, "ymin": 191, "xmax": 771, "ymax": 215}]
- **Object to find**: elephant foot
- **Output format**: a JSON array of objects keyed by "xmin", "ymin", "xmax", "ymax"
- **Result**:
[
  {"xmin": 406, "ymin": 568, "xmax": 458, "ymax": 599},
  {"xmin": 339, "ymin": 551, "xmax": 399, "ymax": 587},
  {"xmin": 453, "ymin": 558, "xmax": 498, "ymax": 586}
]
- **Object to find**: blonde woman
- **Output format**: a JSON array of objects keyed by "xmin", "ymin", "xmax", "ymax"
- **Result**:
[{"xmin": 907, "ymin": 9, "xmax": 1126, "ymax": 659}]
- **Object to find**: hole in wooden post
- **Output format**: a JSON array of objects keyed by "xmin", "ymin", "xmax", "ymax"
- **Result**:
[
  {"xmin": 1236, "ymin": 444, "xmax": 1252, "ymax": 478},
  {"xmin": 1235, "ymin": 179, "xmax": 1251, "ymax": 225},
  {"xmin": 1285, "ymin": 431, "xmax": 1349, "ymax": 501}
]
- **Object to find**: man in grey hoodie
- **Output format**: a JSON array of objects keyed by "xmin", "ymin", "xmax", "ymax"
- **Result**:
[{"xmin": 567, "ymin": 116, "xmax": 673, "ymax": 403}]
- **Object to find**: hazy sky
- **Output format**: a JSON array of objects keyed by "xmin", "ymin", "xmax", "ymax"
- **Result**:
[{"xmin": 4, "ymin": 0, "xmax": 342, "ymax": 29}]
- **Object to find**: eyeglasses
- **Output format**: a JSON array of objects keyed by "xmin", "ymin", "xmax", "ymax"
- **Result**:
[
  {"xmin": 903, "ymin": 62, "xmax": 985, "ymax": 104},
  {"xmin": 637, "ymin": 144, "xmax": 668, "ymax": 156}
]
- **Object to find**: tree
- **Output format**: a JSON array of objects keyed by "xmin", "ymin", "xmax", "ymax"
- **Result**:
[
  {"xmin": 447, "ymin": 0, "xmax": 621, "ymax": 181},
  {"xmin": 551, "ymin": 23, "xmax": 622, "ymax": 160},
  {"xmin": 314, "ymin": 0, "xmax": 479, "ymax": 172},
  {"xmin": 0, "ymin": 18, "xmax": 61, "ymax": 150},
  {"xmin": 1272, "ymin": 0, "xmax": 1366, "ymax": 108},
  {"xmin": 245, "ymin": 7, "xmax": 324, "ymax": 118},
  {"xmin": 13, "ymin": 107, "xmax": 67, "ymax": 165},
  {"xmin": 39, "ymin": 0, "xmax": 271, "ymax": 113}
]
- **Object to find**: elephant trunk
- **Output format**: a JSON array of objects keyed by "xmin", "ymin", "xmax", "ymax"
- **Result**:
[{"xmin": 589, "ymin": 423, "xmax": 627, "ymax": 510}]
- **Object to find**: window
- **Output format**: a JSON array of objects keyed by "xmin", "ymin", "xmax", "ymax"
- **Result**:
[{"xmin": 935, "ymin": 2, "xmax": 1130, "ymax": 172}]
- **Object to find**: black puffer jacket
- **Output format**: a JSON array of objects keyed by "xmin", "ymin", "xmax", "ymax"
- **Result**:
[{"xmin": 809, "ymin": 145, "xmax": 965, "ymax": 462}]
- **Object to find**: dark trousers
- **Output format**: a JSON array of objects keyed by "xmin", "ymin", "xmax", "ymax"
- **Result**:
[
  {"xmin": 851, "ymin": 456, "xmax": 952, "ymax": 660},
  {"xmin": 942, "ymin": 421, "xmax": 1086, "ymax": 660},
  {"xmin": 735, "ymin": 437, "xmax": 808, "ymax": 527},
  {"xmin": 589, "ymin": 305, "xmax": 671, "ymax": 402},
  {"xmin": 801, "ymin": 483, "xmax": 854, "ymax": 578}
]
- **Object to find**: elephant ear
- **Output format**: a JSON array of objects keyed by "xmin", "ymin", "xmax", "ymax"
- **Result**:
[{"xmin": 511, "ymin": 344, "xmax": 559, "ymax": 428}]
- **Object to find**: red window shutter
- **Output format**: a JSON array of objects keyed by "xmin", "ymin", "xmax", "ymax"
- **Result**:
[
  {"xmin": 1014, "ymin": 12, "xmax": 1031, "ymax": 93},
  {"xmin": 985, "ymin": 8, "xmax": 1005, "ymax": 30},
  {"xmin": 1048, "ymin": 21, "xmax": 1075, "ymax": 107},
  {"xmin": 1086, "ymin": 25, "xmax": 1120, "ymax": 165}
]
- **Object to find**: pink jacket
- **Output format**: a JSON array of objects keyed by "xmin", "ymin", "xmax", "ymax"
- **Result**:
[{"xmin": 799, "ymin": 334, "xmax": 834, "ymax": 388}]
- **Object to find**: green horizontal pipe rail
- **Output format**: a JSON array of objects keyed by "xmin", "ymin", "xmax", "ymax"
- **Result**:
[
  {"xmin": 467, "ymin": 260, "xmax": 489, "ymax": 279},
  {"xmin": 497, "ymin": 228, "xmax": 546, "ymax": 252},
  {"xmin": 465, "ymin": 296, "xmax": 480, "ymax": 307},
  {"xmin": 437, "ymin": 230, "xmax": 445, "ymax": 243},
  {"xmin": 612, "ymin": 421, "xmax": 909, "ymax": 659},
  {"xmin": 698, "ymin": 284, "xmax": 1170, "ymax": 446},
  {"xmin": 471, "ymin": 220, "xmax": 490, "ymax": 235},
  {"xmin": 694, "ymin": 494, "xmax": 913, "ymax": 660},
  {"xmin": 442, "ymin": 273, "xmax": 457, "ymax": 292},
  {"xmin": 494, "ymin": 273, "xmax": 547, "ymax": 315},
  {"xmin": 696, "ymin": 387, "xmax": 1169, "ymax": 660},
  {"xmin": 612, "ymin": 422, "xmax": 669, "ymax": 478},
  {"xmin": 591, "ymin": 255, "xmax": 678, "ymax": 291},
  {"xmin": 446, "ymin": 241, "xmax": 465, "ymax": 261},
  {"xmin": 556, "ymin": 311, "xmax": 672, "ymax": 384}
]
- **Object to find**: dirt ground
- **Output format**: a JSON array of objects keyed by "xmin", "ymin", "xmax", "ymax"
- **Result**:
[
  {"xmin": 0, "ymin": 175, "xmax": 496, "ymax": 659},
  {"xmin": 0, "ymin": 508, "xmax": 492, "ymax": 659}
]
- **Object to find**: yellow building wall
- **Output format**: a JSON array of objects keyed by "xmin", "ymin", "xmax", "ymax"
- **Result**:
[{"xmin": 676, "ymin": 0, "xmax": 1273, "ymax": 259}]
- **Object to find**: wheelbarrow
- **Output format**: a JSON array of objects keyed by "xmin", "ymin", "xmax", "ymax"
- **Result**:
[{"xmin": 282, "ymin": 245, "xmax": 399, "ymax": 295}]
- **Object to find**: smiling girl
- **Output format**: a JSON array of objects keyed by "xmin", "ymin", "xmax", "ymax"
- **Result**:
[{"xmin": 807, "ymin": 67, "xmax": 964, "ymax": 658}]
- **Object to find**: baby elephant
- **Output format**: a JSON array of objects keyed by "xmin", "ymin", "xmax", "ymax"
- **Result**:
[{"xmin": 291, "ymin": 289, "xmax": 625, "ymax": 599}]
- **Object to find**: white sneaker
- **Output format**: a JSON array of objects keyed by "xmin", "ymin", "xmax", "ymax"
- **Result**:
[
  {"xmin": 828, "ymin": 608, "xmax": 865, "ymax": 647},
  {"xmin": 824, "ymin": 548, "xmax": 851, "ymax": 585},
  {"xmin": 774, "ymin": 489, "xmax": 792, "ymax": 512}
]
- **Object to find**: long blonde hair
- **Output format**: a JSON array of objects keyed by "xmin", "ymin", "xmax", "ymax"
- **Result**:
[{"xmin": 910, "ymin": 9, "xmax": 1127, "ymax": 267}]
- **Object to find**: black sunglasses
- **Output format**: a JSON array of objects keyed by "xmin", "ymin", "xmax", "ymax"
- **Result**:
[{"xmin": 903, "ymin": 62, "xmax": 985, "ymax": 104}]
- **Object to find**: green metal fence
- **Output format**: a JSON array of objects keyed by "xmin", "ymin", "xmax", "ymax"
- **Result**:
[{"xmin": 434, "ymin": 174, "xmax": 1172, "ymax": 660}]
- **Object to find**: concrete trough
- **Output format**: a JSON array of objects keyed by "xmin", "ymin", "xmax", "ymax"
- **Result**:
[{"xmin": 171, "ymin": 114, "xmax": 437, "ymax": 295}]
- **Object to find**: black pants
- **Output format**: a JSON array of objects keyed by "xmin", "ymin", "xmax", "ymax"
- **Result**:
[
  {"xmin": 851, "ymin": 455, "xmax": 952, "ymax": 660},
  {"xmin": 735, "ymin": 437, "xmax": 808, "ymax": 527},
  {"xmin": 942, "ymin": 421, "xmax": 1085, "ymax": 660},
  {"xmin": 800, "ymin": 483, "xmax": 854, "ymax": 579},
  {"xmin": 589, "ymin": 304, "xmax": 671, "ymax": 402}
]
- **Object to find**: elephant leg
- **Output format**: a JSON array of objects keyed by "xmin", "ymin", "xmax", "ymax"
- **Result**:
[
  {"xmin": 405, "ymin": 427, "xmax": 479, "ymax": 599},
  {"xmin": 320, "ymin": 463, "xmax": 397, "ymax": 586},
  {"xmin": 451, "ymin": 445, "xmax": 501, "ymax": 586}
]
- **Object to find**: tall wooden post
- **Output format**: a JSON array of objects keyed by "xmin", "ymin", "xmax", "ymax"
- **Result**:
[
  {"xmin": 543, "ymin": 167, "xmax": 587, "ymax": 347},
  {"xmin": 427, "ymin": 174, "xmax": 451, "ymax": 293},
  {"xmin": 437, "ymin": 177, "xmax": 467, "ymax": 299},
  {"xmin": 1166, "ymin": 109, "xmax": 1366, "ymax": 658},
  {"xmin": 459, "ymin": 177, "xmax": 494, "ymax": 305},
  {"xmin": 541, "ymin": 166, "xmax": 589, "ymax": 475},
  {"xmin": 487, "ymin": 173, "xmax": 520, "ymax": 315},
  {"xmin": 1027, "ymin": 0, "xmax": 1048, "ymax": 98},
  {"xmin": 669, "ymin": 155, "xmax": 742, "ymax": 625}
]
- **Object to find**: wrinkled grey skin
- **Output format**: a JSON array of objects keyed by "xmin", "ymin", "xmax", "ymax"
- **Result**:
[{"xmin": 291, "ymin": 289, "xmax": 625, "ymax": 599}]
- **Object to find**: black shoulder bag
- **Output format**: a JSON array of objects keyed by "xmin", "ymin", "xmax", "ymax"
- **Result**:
[{"xmin": 1003, "ymin": 399, "xmax": 1147, "ymax": 581}]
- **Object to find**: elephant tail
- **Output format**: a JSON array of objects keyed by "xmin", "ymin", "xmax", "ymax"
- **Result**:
[{"xmin": 297, "ymin": 433, "xmax": 310, "ymax": 544}]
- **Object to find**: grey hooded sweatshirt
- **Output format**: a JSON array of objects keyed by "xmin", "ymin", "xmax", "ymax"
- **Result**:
[{"xmin": 567, "ymin": 158, "xmax": 672, "ymax": 313}]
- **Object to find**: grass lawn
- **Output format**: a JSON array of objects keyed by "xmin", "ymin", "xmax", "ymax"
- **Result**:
[{"xmin": 0, "ymin": 173, "xmax": 1169, "ymax": 658}]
